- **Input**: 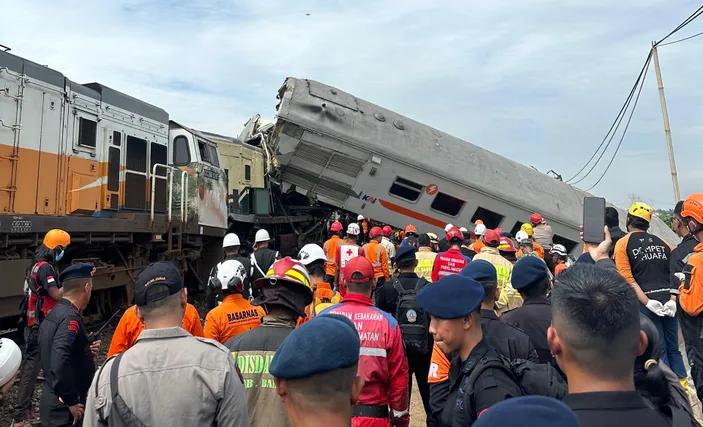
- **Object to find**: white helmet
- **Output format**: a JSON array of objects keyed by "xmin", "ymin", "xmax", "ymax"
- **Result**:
[
  {"xmin": 347, "ymin": 223, "xmax": 360, "ymax": 235},
  {"xmin": 0, "ymin": 338, "xmax": 21, "ymax": 389},
  {"xmin": 515, "ymin": 230, "xmax": 531, "ymax": 244},
  {"xmin": 357, "ymin": 214, "xmax": 364, "ymax": 221},
  {"xmin": 444, "ymin": 223, "xmax": 454, "ymax": 232},
  {"xmin": 474, "ymin": 224, "xmax": 487, "ymax": 236},
  {"xmin": 550, "ymin": 244, "xmax": 568, "ymax": 257},
  {"xmin": 214, "ymin": 259, "xmax": 247, "ymax": 292},
  {"xmin": 298, "ymin": 244, "xmax": 328, "ymax": 265},
  {"xmin": 223, "ymin": 233, "xmax": 241, "ymax": 248},
  {"xmin": 459, "ymin": 227, "xmax": 468, "ymax": 234},
  {"xmin": 255, "ymin": 229, "xmax": 271, "ymax": 243}
]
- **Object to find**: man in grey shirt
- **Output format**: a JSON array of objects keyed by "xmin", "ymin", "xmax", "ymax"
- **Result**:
[{"xmin": 83, "ymin": 262, "xmax": 249, "ymax": 427}]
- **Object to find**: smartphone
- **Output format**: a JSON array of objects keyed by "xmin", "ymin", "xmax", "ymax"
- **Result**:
[{"xmin": 583, "ymin": 197, "xmax": 606, "ymax": 243}]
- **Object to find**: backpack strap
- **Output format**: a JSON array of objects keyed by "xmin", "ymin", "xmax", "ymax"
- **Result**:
[
  {"xmin": 110, "ymin": 352, "xmax": 125, "ymax": 401},
  {"xmin": 415, "ymin": 278, "xmax": 427, "ymax": 291},
  {"xmin": 392, "ymin": 278, "xmax": 405, "ymax": 295},
  {"xmin": 463, "ymin": 355, "xmax": 516, "ymax": 420}
]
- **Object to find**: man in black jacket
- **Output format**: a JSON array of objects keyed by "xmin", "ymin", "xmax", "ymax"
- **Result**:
[
  {"xmin": 38, "ymin": 264, "xmax": 100, "ymax": 427},
  {"xmin": 605, "ymin": 207, "xmax": 626, "ymax": 259},
  {"xmin": 250, "ymin": 228, "xmax": 280, "ymax": 300}
]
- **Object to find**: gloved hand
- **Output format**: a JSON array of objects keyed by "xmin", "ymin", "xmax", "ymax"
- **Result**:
[
  {"xmin": 646, "ymin": 299, "xmax": 667, "ymax": 317},
  {"xmin": 664, "ymin": 300, "xmax": 677, "ymax": 317}
]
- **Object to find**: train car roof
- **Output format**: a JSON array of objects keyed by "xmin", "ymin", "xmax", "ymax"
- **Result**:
[
  {"xmin": 276, "ymin": 77, "xmax": 677, "ymax": 243},
  {"xmin": 0, "ymin": 50, "xmax": 167, "ymax": 124}
]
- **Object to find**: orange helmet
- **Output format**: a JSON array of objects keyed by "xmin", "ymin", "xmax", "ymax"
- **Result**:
[
  {"xmin": 369, "ymin": 226, "xmax": 383, "ymax": 238},
  {"xmin": 682, "ymin": 193, "xmax": 703, "ymax": 225},
  {"xmin": 475, "ymin": 219, "xmax": 484, "ymax": 225},
  {"xmin": 43, "ymin": 229, "xmax": 71, "ymax": 249},
  {"xmin": 330, "ymin": 221, "xmax": 343, "ymax": 232},
  {"xmin": 405, "ymin": 224, "xmax": 417, "ymax": 234}
]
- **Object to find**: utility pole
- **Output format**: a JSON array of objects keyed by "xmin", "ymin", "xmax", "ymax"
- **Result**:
[{"xmin": 651, "ymin": 43, "xmax": 681, "ymax": 202}]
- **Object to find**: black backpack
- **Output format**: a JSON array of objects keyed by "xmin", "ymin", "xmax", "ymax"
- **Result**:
[
  {"xmin": 392, "ymin": 278, "xmax": 429, "ymax": 354},
  {"xmin": 463, "ymin": 353, "xmax": 568, "ymax": 419}
]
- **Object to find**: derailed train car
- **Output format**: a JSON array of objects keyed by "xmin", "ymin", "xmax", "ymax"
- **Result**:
[
  {"xmin": 259, "ymin": 77, "xmax": 678, "ymax": 253},
  {"xmin": 0, "ymin": 49, "xmax": 228, "ymax": 323}
]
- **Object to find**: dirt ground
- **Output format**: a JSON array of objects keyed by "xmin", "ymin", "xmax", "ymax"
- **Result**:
[{"xmin": 409, "ymin": 379, "xmax": 427, "ymax": 427}]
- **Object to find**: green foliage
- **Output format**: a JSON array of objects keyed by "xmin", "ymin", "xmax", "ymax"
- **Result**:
[{"xmin": 656, "ymin": 209, "xmax": 674, "ymax": 228}]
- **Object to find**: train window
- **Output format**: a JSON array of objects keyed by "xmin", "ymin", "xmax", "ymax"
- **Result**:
[
  {"xmin": 224, "ymin": 169, "xmax": 230, "ymax": 189},
  {"xmin": 245, "ymin": 164, "xmax": 251, "ymax": 181},
  {"xmin": 126, "ymin": 136, "xmax": 147, "ymax": 173},
  {"xmin": 113, "ymin": 131, "xmax": 122, "ymax": 147},
  {"xmin": 151, "ymin": 143, "xmax": 168, "ymax": 177},
  {"xmin": 389, "ymin": 177, "xmax": 424, "ymax": 202},
  {"xmin": 78, "ymin": 117, "xmax": 97, "ymax": 148},
  {"xmin": 207, "ymin": 145, "xmax": 220, "ymax": 167},
  {"xmin": 431, "ymin": 192, "xmax": 465, "ymax": 217},
  {"xmin": 107, "ymin": 147, "xmax": 120, "ymax": 192},
  {"xmin": 173, "ymin": 136, "xmax": 190, "ymax": 166},
  {"xmin": 198, "ymin": 140, "xmax": 210, "ymax": 163},
  {"xmin": 471, "ymin": 207, "xmax": 504, "ymax": 229},
  {"xmin": 553, "ymin": 235, "xmax": 578, "ymax": 254},
  {"xmin": 510, "ymin": 221, "xmax": 524, "ymax": 237}
]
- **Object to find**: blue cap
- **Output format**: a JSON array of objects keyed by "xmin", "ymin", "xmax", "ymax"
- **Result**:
[
  {"xmin": 461, "ymin": 260, "xmax": 497, "ymax": 283},
  {"xmin": 500, "ymin": 231, "xmax": 512, "ymax": 238},
  {"xmin": 269, "ymin": 314, "xmax": 360, "ymax": 379},
  {"xmin": 512, "ymin": 256, "xmax": 549, "ymax": 290},
  {"xmin": 417, "ymin": 274, "xmax": 485, "ymax": 319},
  {"xmin": 576, "ymin": 252, "xmax": 595, "ymax": 265},
  {"xmin": 58, "ymin": 263, "xmax": 95, "ymax": 282},
  {"xmin": 393, "ymin": 246, "xmax": 417, "ymax": 264},
  {"xmin": 473, "ymin": 396, "xmax": 580, "ymax": 427}
]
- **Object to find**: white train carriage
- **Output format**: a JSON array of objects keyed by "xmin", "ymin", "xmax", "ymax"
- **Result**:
[{"xmin": 263, "ymin": 77, "xmax": 678, "ymax": 254}]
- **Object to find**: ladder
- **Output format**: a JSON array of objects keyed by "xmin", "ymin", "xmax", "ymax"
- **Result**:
[
  {"xmin": 0, "ymin": 67, "xmax": 26, "ymax": 213},
  {"xmin": 150, "ymin": 164, "xmax": 189, "ymax": 252}
]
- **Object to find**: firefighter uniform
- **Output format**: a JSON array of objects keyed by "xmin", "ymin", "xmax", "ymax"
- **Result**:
[{"xmin": 38, "ymin": 264, "xmax": 96, "ymax": 427}]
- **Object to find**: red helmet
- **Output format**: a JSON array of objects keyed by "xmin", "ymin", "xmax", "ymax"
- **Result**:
[
  {"xmin": 530, "ymin": 213, "xmax": 543, "ymax": 225},
  {"xmin": 330, "ymin": 221, "xmax": 343, "ymax": 232},
  {"xmin": 369, "ymin": 226, "xmax": 383, "ymax": 238},
  {"xmin": 382, "ymin": 225, "xmax": 393, "ymax": 237},
  {"xmin": 446, "ymin": 227, "xmax": 464, "ymax": 242}
]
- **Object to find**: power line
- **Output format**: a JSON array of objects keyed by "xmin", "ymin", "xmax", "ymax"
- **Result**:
[
  {"xmin": 655, "ymin": 5, "xmax": 703, "ymax": 45},
  {"xmin": 659, "ymin": 29, "xmax": 703, "ymax": 46},
  {"xmin": 586, "ymin": 55, "xmax": 652, "ymax": 192}
]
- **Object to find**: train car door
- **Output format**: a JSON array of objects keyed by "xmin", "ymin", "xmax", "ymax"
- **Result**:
[
  {"xmin": 103, "ymin": 130, "xmax": 122, "ymax": 210},
  {"xmin": 33, "ymin": 89, "xmax": 63, "ymax": 215}
]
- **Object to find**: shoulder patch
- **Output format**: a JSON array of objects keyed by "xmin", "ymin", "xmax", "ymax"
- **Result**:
[{"xmin": 371, "ymin": 306, "xmax": 398, "ymax": 329}]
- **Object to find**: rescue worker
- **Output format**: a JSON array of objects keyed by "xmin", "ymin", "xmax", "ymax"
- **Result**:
[
  {"xmin": 1, "ymin": 338, "xmax": 22, "ymax": 395},
  {"xmin": 605, "ymin": 207, "xmax": 627, "ymax": 259},
  {"xmin": 431, "ymin": 227, "xmax": 470, "ymax": 282},
  {"xmin": 498, "ymin": 235, "xmax": 518, "ymax": 264},
  {"xmin": 270, "ymin": 314, "xmax": 364, "ymax": 427},
  {"xmin": 297, "ymin": 243, "xmax": 341, "ymax": 324},
  {"xmin": 671, "ymin": 199, "xmax": 703, "ymax": 400},
  {"xmin": 417, "ymin": 274, "xmax": 522, "ymax": 426},
  {"xmin": 359, "ymin": 215, "xmax": 370, "ymax": 245},
  {"xmin": 376, "ymin": 247, "xmax": 432, "ymax": 422},
  {"xmin": 324, "ymin": 221, "xmax": 344, "ymax": 286},
  {"xmin": 107, "ymin": 300, "xmax": 203, "ymax": 357},
  {"xmin": 380, "ymin": 225, "xmax": 396, "ymax": 260},
  {"xmin": 335, "ymin": 223, "xmax": 365, "ymax": 295},
  {"xmin": 516, "ymin": 228, "xmax": 545, "ymax": 259},
  {"xmin": 250, "ymin": 228, "xmax": 280, "ymax": 299},
  {"xmin": 204, "ymin": 259, "xmax": 265, "ymax": 344},
  {"xmin": 416, "ymin": 234, "xmax": 438, "ymax": 282},
  {"xmin": 470, "ymin": 223, "xmax": 486, "ymax": 254},
  {"xmin": 427, "ymin": 232, "xmax": 440, "ymax": 253},
  {"xmin": 363, "ymin": 226, "xmax": 391, "ymax": 291},
  {"xmin": 460, "ymin": 228, "xmax": 477, "ymax": 259},
  {"xmin": 320, "ymin": 256, "xmax": 410, "ymax": 427},
  {"xmin": 530, "ymin": 213, "xmax": 553, "ymax": 249},
  {"xmin": 85, "ymin": 262, "xmax": 248, "ymax": 427},
  {"xmin": 553, "ymin": 264, "xmax": 671, "ymax": 427},
  {"xmin": 550, "ymin": 244, "xmax": 569, "ymax": 276},
  {"xmin": 473, "ymin": 396, "xmax": 580, "ymax": 427},
  {"xmin": 472, "ymin": 229, "xmax": 519, "ymax": 314},
  {"xmin": 225, "ymin": 257, "xmax": 314, "ymax": 427},
  {"xmin": 614, "ymin": 202, "xmax": 686, "ymax": 381},
  {"xmin": 208, "ymin": 233, "xmax": 253, "ymax": 308},
  {"xmin": 437, "ymin": 224, "xmax": 453, "ymax": 252},
  {"xmin": 501, "ymin": 256, "xmax": 553, "ymax": 364},
  {"xmin": 14, "ymin": 229, "xmax": 70, "ymax": 427},
  {"xmin": 38, "ymin": 264, "xmax": 100, "ymax": 427},
  {"xmin": 400, "ymin": 224, "xmax": 419, "ymax": 248}
]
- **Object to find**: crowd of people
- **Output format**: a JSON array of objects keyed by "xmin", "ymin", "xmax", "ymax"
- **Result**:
[{"xmin": 2, "ymin": 194, "xmax": 703, "ymax": 426}]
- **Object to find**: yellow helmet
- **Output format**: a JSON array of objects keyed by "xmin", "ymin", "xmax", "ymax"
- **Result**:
[
  {"xmin": 520, "ymin": 223, "xmax": 534, "ymax": 237},
  {"xmin": 43, "ymin": 229, "xmax": 71, "ymax": 249},
  {"xmin": 628, "ymin": 202, "xmax": 653, "ymax": 223}
]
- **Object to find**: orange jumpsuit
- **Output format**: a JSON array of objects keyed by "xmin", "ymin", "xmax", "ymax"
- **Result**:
[
  {"xmin": 204, "ymin": 293, "xmax": 265, "ymax": 344},
  {"xmin": 107, "ymin": 303, "xmax": 203, "ymax": 357},
  {"xmin": 363, "ymin": 240, "xmax": 391, "ymax": 281},
  {"xmin": 516, "ymin": 242, "xmax": 545, "ymax": 259},
  {"xmin": 323, "ymin": 235, "xmax": 342, "ymax": 276},
  {"xmin": 471, "ymin": 240, "xmax": 485, "ymax": 253}
]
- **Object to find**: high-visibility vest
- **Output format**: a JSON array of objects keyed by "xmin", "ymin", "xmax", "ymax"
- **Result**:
[
  {"xmin": 323, "ymin": 236, "xmax": 341, "ymax": 276},
  {"xmin": 415, "ymin": 249, "xmax": 437, "ymax": 282},
  {"xmin": 362, "ymin": 241, "xmax": 387, "ymax": 279}
]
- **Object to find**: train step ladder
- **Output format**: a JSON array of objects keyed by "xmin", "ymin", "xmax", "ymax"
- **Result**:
[
  {"xmin": 150, "ymin": 164, "xmax": 189, "ymax": 252},
  {"xmin": 0, "ymin": 66, "xmax": 26, "ymax": 213}
]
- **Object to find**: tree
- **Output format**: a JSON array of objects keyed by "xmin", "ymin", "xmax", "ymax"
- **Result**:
[{"xmin": 655, "ymin": 209, "xmax": 674, "ymax": 229}]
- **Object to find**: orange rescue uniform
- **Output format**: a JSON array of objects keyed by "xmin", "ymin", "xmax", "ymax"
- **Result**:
[
  {"xmin": 323, "ymin": 235, "xmax": 341, "ymax": 276},
  {"xmin": 204, "ymin": 293, "xmax": 265, "ymax": 344},
  {"xmin": 471, "ymin": 240, "xmax": 485, "ymax": 253},
  {"xmin": 363, "ymin": 240, "xmax": 391, "ymax": 281},
  {"xmin": 297, "ymin": 282, "xmax": 342, "ymax": 326},
  {"xmin": 516, "ymin": 242, "xmax": 545, "ymax": 259},
  {"xmin": 428, "ymin": 343, "xmax": 451, "ymax": 384},
  {"xmin": 555, "ymin": 263, "xmax": 568, "ymax": 276},
  {"xmin": 108, "ymin": 303, "xmax": 204, "ymax": 357}
]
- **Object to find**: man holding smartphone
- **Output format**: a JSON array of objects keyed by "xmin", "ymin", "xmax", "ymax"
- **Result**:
[{"xmin": 613, "ymin": 202, "xmax": 687, "ymax": 384}]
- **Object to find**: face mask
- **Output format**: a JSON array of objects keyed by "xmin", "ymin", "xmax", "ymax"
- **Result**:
[{"xmin": 55, "ymin": 249, "xmax": 64, "ymax": 261}]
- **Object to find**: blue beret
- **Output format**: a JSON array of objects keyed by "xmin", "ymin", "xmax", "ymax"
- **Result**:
[
  {"xmin": 473, "ymin": 396, "xmax": 580, "ymax": 427},
  {"xmin": 416, "ymin": 274, "xmax": 485, "ymax": 319},
  {"xmin": 269, "ymin": 314, "xmax": 360, "ymax": 379},
  {"xmin": 461, "ymin": 260, "xmax": 497, "ymax": 283},
  {"xmin": 576, "ymin": 252, "xmax": 595, "ymax": 265},
  {"xmin": 59, "ymin": 263, "xmax": 95, "ymax": 282},
  {"xmin": 393, "ymin": 246, "xmax": 417, "ymax": 264},
  {"xmin": 512, "ymin": 256, "xmax": 549, "ymax": 290}
]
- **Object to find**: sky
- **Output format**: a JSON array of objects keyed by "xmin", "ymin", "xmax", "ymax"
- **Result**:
[{"xmin": 3, "ymin": 0, "xmax": 702, "ymax": 209}]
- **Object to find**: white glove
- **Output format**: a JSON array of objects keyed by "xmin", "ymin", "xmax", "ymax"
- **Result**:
[
  {"xmin": 646, "ymin": 299, "xmax": 667, "ymax": 317},
  {"xmin": 663, "ymin": 300, "xmax": 677, "ymax": 317}
]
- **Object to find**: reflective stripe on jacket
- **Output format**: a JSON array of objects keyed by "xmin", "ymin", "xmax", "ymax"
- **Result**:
[
  {"xmin": 363, "ymin": 241, "xmax": 390, "ymax": 280},
  {"xmin": 472, "ymin": 247, "xmax": 520, "ymax": 314},
  {"xmin": 323, "ymin": 236, "xmax": 341, "ymax": 276},
  {"xmin": 415, "ymin": 248, "xmax": 437, "ymax": 282}
]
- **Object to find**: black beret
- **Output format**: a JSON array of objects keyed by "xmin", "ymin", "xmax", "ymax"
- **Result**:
[
  {"xmin": 461, "ymin": 260, "xmax": 497, "ymax": 283},
  {"xmin": 58, "ymin": 263, "xmax": 95, "ymax": 282},
  {"xmin": 473, "ymin": 396, "xmax": 580, "ymax": 427}
]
